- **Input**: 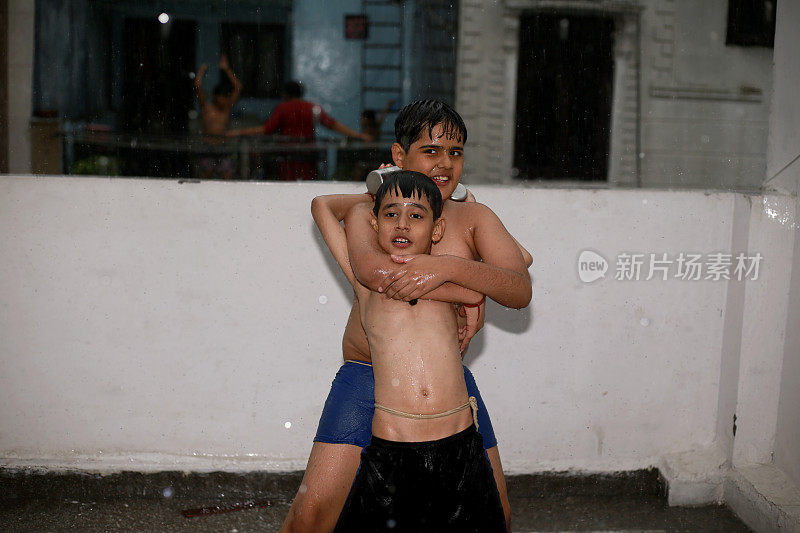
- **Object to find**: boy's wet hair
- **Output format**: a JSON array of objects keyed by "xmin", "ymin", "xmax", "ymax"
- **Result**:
[
  {"xmin": 373, "ymin": 170, "xmax": 443, "ymax": 220},
  {"xmin": 283, "ymin": 80, "xmax": 304, "ymax": 98},
  {"xmin": 394, "ymin": 100, "xmax": 467, "ymax": 152},
  {"xmin": 213, "ymin": 80, "xmax": 233, "ymax": 97}
]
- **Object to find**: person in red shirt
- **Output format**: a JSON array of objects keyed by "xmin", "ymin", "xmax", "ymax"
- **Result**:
[{"xmin": 229, "ymin": 81, "xmax": 371, "ymax": 180}]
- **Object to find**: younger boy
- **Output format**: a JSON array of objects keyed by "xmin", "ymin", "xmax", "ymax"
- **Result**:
[{"xmin": 321, "ymin": 171, "xmax": 506, "ymax": 532}]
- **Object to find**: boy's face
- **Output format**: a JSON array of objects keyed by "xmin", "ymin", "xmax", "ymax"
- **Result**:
[
  {"xmin": 391, "ymin": 123, "xmax": 464, "ymax": 201},
  {"xmin": 370, "ymin": 189, "xmax": 444, "ymax": 256}
]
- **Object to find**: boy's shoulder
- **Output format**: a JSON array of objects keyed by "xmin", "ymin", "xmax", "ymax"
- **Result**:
[
  {"xmin": 442, "ymin": 199, "xmax": 498, "ymax": 223},
  {"xmin": 346, "ymin": 200, "xmax": 373, "ymax": 220}
]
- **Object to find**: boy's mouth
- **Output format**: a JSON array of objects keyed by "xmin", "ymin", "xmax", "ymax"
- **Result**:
[
  {"xmin": 430, "ymin": 175, "xmax": 450, "ymax": 186},
  {"xmin": 392, "ymin": 237, "xmax": 412, "ymax": 248}
]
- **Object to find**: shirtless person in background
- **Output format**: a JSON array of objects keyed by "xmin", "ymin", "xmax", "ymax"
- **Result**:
[
  {"xmin": 194, "ymin": 54, "xmax": 242, "ymax": 137},
  {"xmin": 194, "ymin": 55, "xmax": 242, "ymax": 179},
  {"xmin": 280, "ymin": 100, "xmax": 532, "ymax": 532}
]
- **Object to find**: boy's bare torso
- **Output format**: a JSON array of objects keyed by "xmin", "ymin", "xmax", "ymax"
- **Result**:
[
  {"xmin": 202, "ymin": 101, "xmax": 234, "ymax": 137},
  {"xmin": 354, "ymin": 275, "xmax": 472, "ymax": 443},
  {"xmin": 343, "ymin": 199, "xmax": 478, "ymax": 362}
]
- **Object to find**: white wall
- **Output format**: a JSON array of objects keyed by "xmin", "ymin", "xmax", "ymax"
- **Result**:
[
  {"xmin": 640, "ymin": 0, "xmax": 773, "ymax": 189},
  {"xmin": 0, "ymin": 176, "xmax": 775, "ymax": 476},
  {"xmin": 768, "ymin": 0, "xmax": 800, "ymax": 490}
]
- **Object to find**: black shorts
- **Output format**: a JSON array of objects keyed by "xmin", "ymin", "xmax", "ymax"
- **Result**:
[{"xmin": 333, "ymin": 425, "xmax": 506, "ymax": 533}]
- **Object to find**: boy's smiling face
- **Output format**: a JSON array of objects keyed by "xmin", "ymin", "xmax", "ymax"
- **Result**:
[
  {"xmin": 391, "ymin": 123, "xmax": 464, "ymax": 201},
  {"xmin": 371, "ymin": 189, "xmax": 444, "ymax": 256}
]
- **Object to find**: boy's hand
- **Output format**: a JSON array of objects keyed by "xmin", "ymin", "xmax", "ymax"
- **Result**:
[
  {"xmin": 458, "ymin": 301, "xmax": 485, "ymax": 354},
  {"xmin": 219, "ymin": 54, "xmax": 230, "ymax": 71},
  {"xmin": 378, "ymin": 254, "xmax": 448, "ymax": 301}
]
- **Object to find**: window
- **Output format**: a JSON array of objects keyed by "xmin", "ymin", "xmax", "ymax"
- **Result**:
[
  {"xmin": 221, "ymin": 23, "xmax": 286, "ymax": 99},
  {"xmin": 726, "ymin": 0, "xmax": 777, "ymax": 47}
]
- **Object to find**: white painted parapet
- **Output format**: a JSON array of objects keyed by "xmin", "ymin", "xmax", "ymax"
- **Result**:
[{"xmin": 0, "ymin": 176, "xmax": 789, "ymax": 497}]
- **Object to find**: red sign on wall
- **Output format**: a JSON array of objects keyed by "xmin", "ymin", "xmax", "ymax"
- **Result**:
[{"xmin": 345, "ymin": 14, "xmax": 368, "ymax": 40}]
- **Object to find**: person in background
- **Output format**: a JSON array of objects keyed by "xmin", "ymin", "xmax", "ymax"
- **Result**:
[
  {"xmin": 360, "ymin": 99, "xmax": 395, "ymax": 141},
  {"xmin": 351, "ymin": 99, "xmax": 397, "ymax": 181},
  {"xmin": 194, "ymin": 54, "xmax": 242, "ymax": 179},
  {"xmin": 228, "ymin": 81, "xmax": 372, "ymax": 180}
]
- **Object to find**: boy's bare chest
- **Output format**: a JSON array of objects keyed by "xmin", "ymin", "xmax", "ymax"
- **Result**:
[{"xmin": 431, "ymin": 210, "xmax": 477, "ymax": 260}]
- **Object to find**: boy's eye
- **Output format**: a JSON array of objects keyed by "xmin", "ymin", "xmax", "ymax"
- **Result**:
[{"xmin": 410, "ymin": 213, "xmax": 423, "ymax": 219}]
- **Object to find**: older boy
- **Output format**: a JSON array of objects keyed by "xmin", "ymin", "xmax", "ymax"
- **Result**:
[
  {"xmin": 281, "ymin": 101, "xmax": 531, "ymax": 533},
  {"xmin": 322, "ymin": 171, "xmax": 506, "ymax": 531}
]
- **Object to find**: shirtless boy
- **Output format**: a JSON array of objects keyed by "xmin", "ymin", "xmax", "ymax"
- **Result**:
[
  {"xmin": 194, "ymin": 55, "xmax": 242, "ymax": 179},
  {"xmin": 325, "ymin": 171, "xmax": 506, "ymax": 531},
  {"xmin": 194, "ymin": 54, "xmax": 242, "ymax": 137},
  {"xmin": 281, "ymin": 100, "xmax": 531, "ymax": 532}
]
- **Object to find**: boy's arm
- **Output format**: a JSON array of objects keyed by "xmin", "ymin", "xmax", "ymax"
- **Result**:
[
  {"xmin": 315, "ymin": 193, "xmax": 372, "ymax": 223},
  {"xmin": 330, "ymin": 120, "xmax": 373, "ymax": 142},
  {"xmin": 514, "ymin": 236, "xmax": 534, "ymax": 268},
  {"xmin": 465, "ymin": 188, "xmax": 533, "ymax": 268},
  {"xmin": 315, "ymin": 195, "xmax": 479, "ymax": 305},
  {"xmin": 227, "ymin": 125, "xmax": 265, "ymax": 137},
  {"xmin": 378, "ymin": 204, "xmax": 531, "ymax": 308},
  {"xmin": 376, "ymin": 99, "xmax": 395, "ymax": 128},
  {"xmin": 194, "ymin": 64, "xmax": 208, "ymax": 107},
  {"xmin": 311, "ymin": 194, "xmax": 372, "ymax": 287},
  {"xmin": 344, "ymin": 202, "xmax": 482, "ymax": 305},
  {"xmin": 421, "ymin": 284, "xmax": 483, "ymax": 306},
  {"xmin": 219, "ymin": 54, "xmax": 243, "ymax": 104}
]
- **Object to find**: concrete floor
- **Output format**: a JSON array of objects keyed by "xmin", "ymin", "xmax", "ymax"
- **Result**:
[{"xmin": 0, "ymin": 470, "xmax": 753, "ymax": 532}]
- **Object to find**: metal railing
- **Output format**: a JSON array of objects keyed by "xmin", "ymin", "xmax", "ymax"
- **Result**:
[{"xmin": 59, "ymin": 130, "xmax": 393, "ymax": 181}]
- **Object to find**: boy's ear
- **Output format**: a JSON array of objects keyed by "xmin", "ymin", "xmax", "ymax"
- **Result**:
[
  {"xmin": 391, "ymin": 143, "xmax": 406, "ymax": 168},
  {"xmin": 370, "ymin": 211, "xmax": 379, "ymax": 233},
  {"xmin": 431, "ymin": 218, "xmax": 445, "ymax": 244}
]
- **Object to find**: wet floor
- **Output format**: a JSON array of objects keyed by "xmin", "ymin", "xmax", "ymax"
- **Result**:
[{"xmin": 0, "ymin": 470, "xmax": 752, "ymax": 532}]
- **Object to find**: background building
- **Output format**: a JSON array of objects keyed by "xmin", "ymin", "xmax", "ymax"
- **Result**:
[{"xmin": 3, "ymin": 0, "xmax": 776, "ymax": 189}]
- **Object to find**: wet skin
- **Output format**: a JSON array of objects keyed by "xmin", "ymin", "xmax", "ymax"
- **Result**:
[{"xmin": 362, "ymin": 189, "xmax": 476, "ymax": 443}]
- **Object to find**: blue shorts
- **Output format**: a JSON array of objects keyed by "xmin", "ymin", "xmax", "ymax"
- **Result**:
[{"xmin": 314, "ymin": 361, "xmax": 498, "ymax": 450}]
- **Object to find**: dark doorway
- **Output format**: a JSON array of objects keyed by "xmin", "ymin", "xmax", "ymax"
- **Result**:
[
  {"xmin": 0, "ymin": 0, "xmax": 8, "ymax": 173},
  {"xmin": 514, "ymin": 13, "xmax": 615, "ymax": 180},
  {"xmin": 122, "ymin": 17, "xmax": 196, "ymax": 134}
]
